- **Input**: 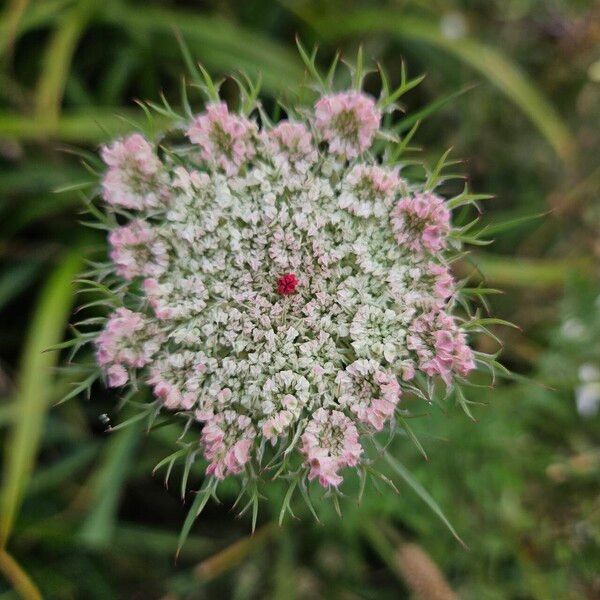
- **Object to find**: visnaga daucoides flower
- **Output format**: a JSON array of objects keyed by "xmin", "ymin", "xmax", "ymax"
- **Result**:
[{"xmin": 76, "ymin": 48, "xmax": 500, "ymax": 531}]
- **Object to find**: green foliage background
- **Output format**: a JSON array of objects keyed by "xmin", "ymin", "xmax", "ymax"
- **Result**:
[{"xmin": 0, "ymin": 1, "xmax": 598, "ymax": 598}]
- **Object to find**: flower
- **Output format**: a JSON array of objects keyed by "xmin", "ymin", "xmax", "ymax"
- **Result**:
[
  {"xmin": 301, "ymin": 408, "xmax": 363, "ymax": 487},
  {"xmin": 337, "ymin": 360, "xmax": 401, "ymax": 431},
  {"xmin": 277, "ymin": 273, "xmax": 299, "ymax": 296},
  {"xmin": 315, "ymin": 91, "xmax": 381, "ymax": 158},
  {"xmin": 187, "ymin": 102, "xmax": 257, "ymax": 175},
  {"xmin": 265, "ymin": 121, "xmax": 317, "ymax": 172},
  {"xmin": 391, "ymin": 192, "xmax": 451, "ymax": 253},
  {"xmin": 96, "ymin": 308, "xmax": 163, "ymax": 386},
  {"xmin": 408, "ymin": 311, "xmax": 475, "ymax": 384},
  {"xmin": 90, "ymin": 65, "xmax": 489, "ymax": 503},
  {"xmin": 201, "ymin": 410, "xmax": 256, "ymax": 479},
  {"xmin": 148, "ymin": 351, "xmax": 206, "ymax": 410},
  {"xmin": 109, "ymin": 220, "xmax": 168, "ymax": 280},
  {"xmin": 101, "ymin": 133, "xmax": 168, "ymax": 210}
]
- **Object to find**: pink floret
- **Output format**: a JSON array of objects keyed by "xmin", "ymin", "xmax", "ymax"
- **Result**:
[
  {"xmin": 315, "ymin": 91, "xmax": 381, "ymax": 159},
  {"xmin": 108, "ymin": 220, "xmax": 167, "ymax": 280},
  {"xmin": 301, "ymin": 408, "xmax": 363, "ymax": 487},
  {"xmin": 96, "ymin": 308, "xmax": 163, "ymax": 387},
  {"xmin": 346, "ymin": 164, "xmax": 399, "ymax": 197},
  {"xmin": 201, "ymin": 411, "xmax": 255, "ymax": 479},
  {"xmin": 428, "ymin": 262, "xmax": 454, "ymax": 302},
  {"xmin": 408, "ymin": 311, "xmax": 475, "ymax": 384},
  {"xmin": 338, "ymin": 360, "xmax": 402, "ymax": 431},
  {"xmin": 266, "ymin": 121, "xmax": 317, "ymax": 171},
  {"xmin": 391, "ymin": 192, "xmax": 451, "ymax": 253},
  {"xmin": 101, "ymin": 133, "xmax": 166, "ymax": 210},
  {"xmin": 187, "ymin": 102, "xmax": 257, "ymax": 175}
]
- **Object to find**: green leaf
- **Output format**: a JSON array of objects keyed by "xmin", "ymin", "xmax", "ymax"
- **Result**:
[
  {"xmin": 34, "ymin": 0, "xmax": 100, "ymax": 125},
  {"xmin": 102, "ymin": 6, "xmax": 303, "ymax": 96},
  {"xmin": 0, "ymin": 109, "xmax": 171, "ymax": 143},
  {"xmin": 394, "ymin": 84, "xmax": 475, "ymax": 133},
  {"xmin": 0, "ymin": 251, "xmax": 81, "ymax": 547},
  {"xmin": 380, "ymin": 446, "xmax": 466, "ymax": 547},
  {"xmin": 459, "ymin": 253, "xmax": 594, "ymax": 288},
  {"xmin": 480, "ymin": 211, "xmax": 548, "ymax": 236},
  {"xmin": 177, "ymin": 479, "xmax": 217, "ymax": 556},
  {"xmin": 79, "ymin": 420, "xmax": 142, "ymax": 549},
  {"xmin": 397, "ymin": 415, "xmax": 428, "ymax": 461},
  {"xmin": 0, "ymin": 261, "xmax": 42, "ymax": 313}
]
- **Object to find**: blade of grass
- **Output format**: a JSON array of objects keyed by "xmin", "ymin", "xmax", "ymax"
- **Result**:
[
  {"xmin": 34, "ymin": 0, "xmax": 100, "ymax": 127},
  {"xmin": 101, "ymin": 6, "xmax": 303, "ymax": 95},
  {"xmin": 457, "ymin": 252, "xmax": 595, "ymax": 287},
  {"xmin": 307, "ymin": 10, "xmax": 575, "ymax": 163},
  {"xmin": 479, "ymin": 211, "xmax": 548, "ymax": 237},
  {"xmin": 0, "ymin": 404, "xmax": 16, "ymax": 428},
  {"xmin": 0, "ymin": 0, "xmax": 69, "ymax": 47},
  {"xmin": 0, "ymin": 548, "xmax": 42, "ymax": 600},
  {"xmin": 194, "ymin": 525, "xmax": 274, "ymax": 582},
  {"xmin": 0, "ymin": 109, "xmax": 171, "ymax": 142},
  {"xmin": 272, "ymin": 529, "xmax": 295, "ymax": 600},
  {"xmin": 0, "ymin": 261, "xmax": 42, "ymax": 313},
  {"xmin": 0, "ymin": 250, "xmax": 81, "ymax": 547},
  {"xmin": 394, "ymin": 84, "xmax": 475, "ymax": 133},
  {"xmin": 78, "ymin": 419, "xmax": 142, "ymax": 549},
  {"xmin": 379, "ymin": 445, "xmax": 466, "ymax": 547},
  {"xmin": 0, "ymin": 0, "xmax": 31, "ymax": 56}
]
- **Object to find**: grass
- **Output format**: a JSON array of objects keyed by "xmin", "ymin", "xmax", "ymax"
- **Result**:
[{"xmin": 1, "ymin": 1, "xmax": 598, "ymax": 598}]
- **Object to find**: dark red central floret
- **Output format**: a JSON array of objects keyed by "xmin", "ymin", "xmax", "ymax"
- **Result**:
[{"xmin": 277, "ymin": 273, "xmax": 299, "ymax": 296}]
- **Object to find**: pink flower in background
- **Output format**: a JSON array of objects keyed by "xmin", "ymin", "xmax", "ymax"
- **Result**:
[
  {"xmin": 315, "ymin": 91, "xmax": 381, "ymax": 158},
  {"xmin": 187, "ymin": 102, "xmax": 257, "ymax": 175},
  {"xmin": 391, "ymin": 192, "xmax": 451, "ymax": 253}
]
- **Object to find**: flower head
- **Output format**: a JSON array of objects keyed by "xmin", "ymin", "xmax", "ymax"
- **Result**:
[
  {"xmin": 391, "ymin": 192, "xmax": 451, "ymax": 253},
  {"xmin": 109, "ymin": 220, "xmax": 168, "ymax": 280},
  {"xmin": 101, "ymin": 134, "xmax": 169, "ymax": 210},
  {"xmin": 187, "ymin": 102, "xmax": 257, "ymax": 175},
  {"xmin": 301, "ymin": 408, "xmax": 363, "ymax": 487},
  {"xmin": 265, "ymin": 121, "xmax": 317, "ymax": 171},
  {"xmin": 337, "ymin": 360, "xmax": 401, "ymax": 431},
  {"xmin": 315, "ymin": 91, "xmax": 381, "ymax": 158},
  {"xmin": 96, "ymin": 308, "xmax": 163, "ymax": 386},
  {"xmin": 201, "ymin": 410, "xmax": 256, "ymax": 479},
  {"xmin": 87, "ymin": 59, "xmax": 495, "ymax": 520}
]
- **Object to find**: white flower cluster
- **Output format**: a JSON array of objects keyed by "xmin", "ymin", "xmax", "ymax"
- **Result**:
[{"xmin": 94, "ymin": 85, "xmax": 476, "ymax": 490}]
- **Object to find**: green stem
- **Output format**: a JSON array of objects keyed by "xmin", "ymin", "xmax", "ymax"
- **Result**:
[{"xmin": 0, "ymin": 549, "xmax": 42, "ymax": 600}]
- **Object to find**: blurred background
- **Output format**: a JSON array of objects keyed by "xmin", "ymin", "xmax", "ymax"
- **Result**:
[{"xmin": 0, "ymin": 1, "xmax": 599, "ymax": 598}]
